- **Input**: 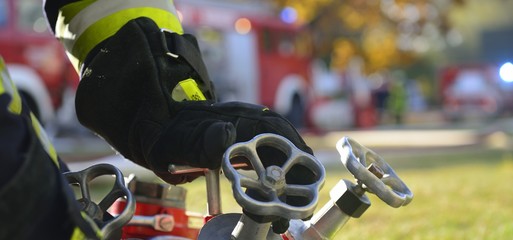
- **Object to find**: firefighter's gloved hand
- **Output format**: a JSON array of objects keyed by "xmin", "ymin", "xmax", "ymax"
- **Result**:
[
  {"xmin": 75, "ymin": 17, "xmax": 317, "ymax": 186},
  {"xmin": 178, "ymin": 102, "xmax": 316, "ymax": 234},
  {"xmin": 76, "ymin": 17, "xmax": 227, "ymax": 184},
  {"xmin": 150, "ymin": 101, "xmax": 315, "ymax": 186}
]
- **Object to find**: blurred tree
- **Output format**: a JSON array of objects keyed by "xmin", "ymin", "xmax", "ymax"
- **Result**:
[{"xmin": 268, "ymin": 0, "xmax": 467, "ymax": 73}]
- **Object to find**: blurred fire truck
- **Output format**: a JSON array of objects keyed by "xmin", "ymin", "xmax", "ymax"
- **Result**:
[
  {"xmin": 175, "ymin": 0, "xmax": 314, "ymax": 129},
  {"xmin": 0, "ymin": 0, "xmax": 79, "ymax": 129},
  {"xmin": 438, "ymin": 63, "xmax": 506, "ymax": 122}
]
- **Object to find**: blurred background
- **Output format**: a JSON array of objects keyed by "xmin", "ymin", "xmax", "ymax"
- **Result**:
[
  {"xmin": 3, "ymin": 0, "xmax": 513, "ymax": 132},
  {"xmin": 1, "ymin": 0, "xmax": 513, "ymax": 239}
]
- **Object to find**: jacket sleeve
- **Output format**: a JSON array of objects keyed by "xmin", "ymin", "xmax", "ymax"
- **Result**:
[
  {"xmin": 0, "ymin": 56, "xmax": 101, "ymax": 239},
  {"xmin": 43, "ymin": 0, "xmax": 184, "ymax": 73},
  {"xmin": 0, "ymin": 57, "xmax": 62, "ymax": 184}
]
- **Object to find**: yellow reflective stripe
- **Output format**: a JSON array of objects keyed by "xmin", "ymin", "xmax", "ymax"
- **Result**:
[
  {"xmin": 1, "ymin": 58, "xmax": 58, "ymax": 166},
  {"xmin": 0, "ymin": 60, "xmax": 5, "ymax": 94},
  {"xmin": 172, "ymin": 78, "xmax": 207, "ymax": 101},
  {"xmin": 0, "ymin": 59, "xmax": 22, "ymax": 115},
  {"xmin": 59, "ymin": 0, "xmax": 179, "ymax": 40},
  {"xmin": 69, "ymin": 212, "xmax": 102, "ymax": 240},
  {"xmin": 180, "ymin": 79, "xmax": 206, "ymax": 101},
  {"xmin": 70, "ymin": 227, "xmax": 87, "ymax": 240},
  {"xmin": 56, "ymin": 0, "xmax": 183, "ymax": 72},
  {"xmin": 5, "ymin": 80, "xmax": 22, "ymax": 115},
  {"xmin": 80, "ymin": 212, "xmax": 102, "ymax": 239},
  {"xmin": 72, "ymin": 7, "xmax": 182, "ymax": 71},
  {"xmin": 30, "ymin": 112, "xmax": 59, "ymax": 167}
]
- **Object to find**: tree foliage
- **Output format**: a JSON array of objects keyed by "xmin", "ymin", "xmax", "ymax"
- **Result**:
[{"xmin": 268, "ymin": 0, "xmax": 466, "ymax": 73}]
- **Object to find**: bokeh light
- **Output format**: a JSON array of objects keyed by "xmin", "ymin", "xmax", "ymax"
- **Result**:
[
  {"xmin": 280, "ymin": 6, "xmax": 298, "ymax": 24},
  {"xmin": 499, "ymin": 62, "xmax": 513, "ymax": 82},
  {"xmin": 234, "ymin": 18, "xmax": 252, "ymax": 34}
]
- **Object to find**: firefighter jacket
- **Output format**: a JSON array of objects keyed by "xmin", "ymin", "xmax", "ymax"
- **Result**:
[
  {"xmin": 0, "ymin": 1, "xmax": 184, "ymax": 238},
  {"xmin": 44, "ymin": 0, "xmax": 184, "ymax": 74},
  {"xmin": 0, "ymin": 57, "xmax": 101, "ymax": 239}
]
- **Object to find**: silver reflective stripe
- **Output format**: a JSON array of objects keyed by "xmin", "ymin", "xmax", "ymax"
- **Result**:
[
  {"xmin": 56, "ymin": 0, "xmax": 179, "ymax": 67},
  {"xmin": 57, "ymin": 0, "xmax": 177, "ymax": 39}
]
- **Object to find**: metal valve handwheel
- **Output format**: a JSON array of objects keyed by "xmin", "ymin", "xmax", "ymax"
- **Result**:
[
  {"xmin": 64, "ymin": 164, "xmax": 135, "ymax": 239},
  {"xmin": 223, "ymin": 133, "xmax": 325, "ymax": 220},
  {"xmin": 336, "ymin": 137, "xmax": 413, "ymax": 208}
]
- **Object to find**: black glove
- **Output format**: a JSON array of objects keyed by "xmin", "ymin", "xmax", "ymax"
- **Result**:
[
  {"xmin": 75, "ymin": 17, "xmax": 316, "ymax": 186},
  {"xmin": 173, "ymin": 102, "xmax": 316, "ymax": 233},
  {"xmin": 76, "ymin": 17, "xmax": 220, "ymax": 184}
]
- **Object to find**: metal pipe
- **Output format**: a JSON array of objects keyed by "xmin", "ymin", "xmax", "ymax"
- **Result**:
[
  {"xmin": 302, "ymin": 200, "xmax": 351, "ymax": 239},
  {"xmin": 231, "ymin": 214, "xmax": 272, "ymax": 240},
  {"xmin": 125, "ymin": 214, "xmax": 175, "ymax": 232},
  {"xmin": 205, "ymin": 168, "xmax": 222, "ymax": 216}
]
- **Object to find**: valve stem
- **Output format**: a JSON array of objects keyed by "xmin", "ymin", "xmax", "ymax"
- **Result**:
[{"xmin": 367, "ymin": 163, "xmax": 384, "ymax": 179}]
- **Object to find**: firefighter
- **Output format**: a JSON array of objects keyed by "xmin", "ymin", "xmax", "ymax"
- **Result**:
[
  {"xmin": 0, "ymin": 0, "xmax": 314, "ymax": 238},
  {"xmin": 0, "ymin": 57, "xmax": 100, "ymax": 239},
  {"xmin": 44, "ymin": 0, "xmax": 314, "ymax": 184}
]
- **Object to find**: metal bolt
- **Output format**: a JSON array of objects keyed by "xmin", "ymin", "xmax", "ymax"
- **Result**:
[
  {"xmin": 155, "ymin": 214, "xmax": 175, "ymax": 232},
  {"xmin": 367, "ymin": 163, "xmax": 384, "ymax": 179},
  {"xmin": 265, "ymin": 165, "xmax": 285, "ymax": 187}
]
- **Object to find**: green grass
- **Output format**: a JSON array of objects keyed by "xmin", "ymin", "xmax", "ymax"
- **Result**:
[
  {"xmin": 87, "ymin": 147, "xmax": 513, "ymax": 239},
  {"xmin": 180, "ymin": 148, "xmax": 513, "ymax": 240},
  {"xmin": 333, "ymin": 161, "xmax": 513, "ymax": 239}
]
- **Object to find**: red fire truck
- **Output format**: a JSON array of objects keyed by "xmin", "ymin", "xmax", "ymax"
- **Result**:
[
  {"xmin": 439, "ymin": 63, "xmax": 505, "ymax": 122},
  {"xmin": 175, "ymin": 0, "xmax": 313, "ymax": 128},
  {"xmin": 0, "ymin": 0, "xmax": 79, "ymax": 126}
]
